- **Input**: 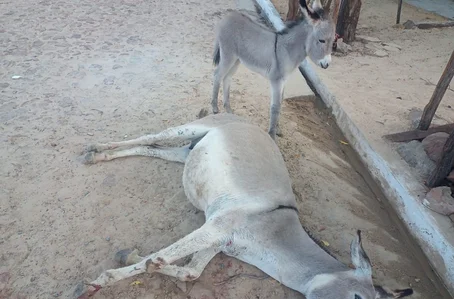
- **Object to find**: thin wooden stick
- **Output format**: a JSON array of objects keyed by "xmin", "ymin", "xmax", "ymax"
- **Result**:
[
  {"xmin": 396, "ymin": 0, "xmax": 403, "ymax": 24},
  {"xmin": 426, "ymin": 130, "xmax": 454, "ymax": 187},
  {"xmin": 418, "ymin": 50, "xmax": 454, "ymax": 130}
]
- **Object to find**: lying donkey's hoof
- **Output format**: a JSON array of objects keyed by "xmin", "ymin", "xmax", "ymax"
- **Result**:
[
  {"xmin": 80, "ymin": 152, "xmax": 96, "ymax": 165},
  {"xmin": 114, "ymin": 248, "xmax": 142, "ymax": 266},
  {"xmin": 74, "ymin": 281, "xmax": 102, "ymax": 299},
  {"xmin": 85, "ymin": 144, "xmax": 99, "ymax": 153}
]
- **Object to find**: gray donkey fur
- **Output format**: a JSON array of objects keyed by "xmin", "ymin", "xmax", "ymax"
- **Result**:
[
  {"xmin": 78, "ymin": 114, "xmax": 413, "ymax": 299},
  {"xmin": 211, "ymin": 0, "xmax": 336, "ymax": 139}
]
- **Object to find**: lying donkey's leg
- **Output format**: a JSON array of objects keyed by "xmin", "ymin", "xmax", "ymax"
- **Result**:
[
  {"xmin": 116, "ymin": 248, "xmax": 219, "ymax": 281},
  {"xmin": 82, "ymin": 144, "xmax": 190, "ymax": 165},
  {"xmin": 86, "ymin": 123, "xmax": 212, "ymax": 153},
  {"xmin": 78, "ymin": 222, "xmax": 227, "ymax": 297},
  {"xmin": 156, "ymin": 248, "xmax": 220, "ymax": 281}
]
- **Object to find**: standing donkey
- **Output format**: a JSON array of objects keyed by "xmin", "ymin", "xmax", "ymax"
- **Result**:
[
  {"xmin": 211, "ymin": 0, "xmax": 337, "ymax": 139},
  {"xmin": 78, "ymin": 114, "xmax": 413, "ymax": 299}
]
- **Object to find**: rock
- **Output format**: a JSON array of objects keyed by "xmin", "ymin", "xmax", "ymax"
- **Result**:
[
  {"xmin": 396, "ymin": 140, "xmax": 436, "ymax": 179},
  {"xmin": 32, "ymin": 40, "xmax": 44, "ymax": 47},
  {"xmin": 126, "ymin": 36, "xmax": 141, "ymax": 44},
  {"xmin": 175, "ymin": 280, "xmax": 187, "ymax": 293},
  {"xmin": 89, "ymin": 64, "xmax": 103, "ymax": 71},
  {"xmin": 403, "ymin": 20, "xmax": 416, "ymax": 29},
  {"xmin": 103, "ymin": 76, "xmax": 115, "ymax": 85},
  {"xmin": 336, "ymin": 38, "xmax": 352, "ymax": 54},
  {"xmin": 0, "ymin": 83, "xmax": 10, "ymax": 88},
  {"xmin": 423, "ymin": 186, "xmax": 454, "ymax": 216},
  {"xmin": 197, "ymin": 108, "xmax": 208, "ymax": 119},
  {"xmin": 447, "ymin": 170, "xmax": 454, "ymax": 183},
  {"xmin": 365, "ymin": 43, "xmax": 379, "ymax": 51},
  {"xmin": 382, "ymin": 42, "xmax": 402, "ymax": 50},
  {"xmin": 112, "ymin": 64, "xmax": 123, "ymax": 70},
  {"xmin": 356, "ymin": 35, "xmax": 381, "ymax": 43},
  {"xmin": 102, "ymin": 174, "xmax": 116, "ymax": 187},
  {"xmin": 383, "ymin": 45, "xmax": 400, "ymax": 52},
  {"xmin": 421, "ymin": 132, "xmax": 449, "ymax": 162},
  {"xmin": 408, "ymin": 108, "xmax": 447, "ymax": 129},
  {"xmin": 373, "ymin": 50, "xmax": 388, "ymax": 57}
]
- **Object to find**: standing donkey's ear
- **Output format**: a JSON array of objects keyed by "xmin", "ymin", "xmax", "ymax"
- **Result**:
[
  {"xmin": 374, "ymin": 285, "xmax": 414, "ymax": 298},
  {"xmin": 350, "ymin": 230, "xmax": 372, "ymax": 277},
  {"xmin": 299, "ymin": 0, "xmax": 323, "ymax": 21}
]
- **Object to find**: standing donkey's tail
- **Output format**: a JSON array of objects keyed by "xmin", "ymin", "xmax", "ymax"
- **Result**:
[{"xmin": 213, "ymin": 42, "xmax": 220, "ymax": 66}]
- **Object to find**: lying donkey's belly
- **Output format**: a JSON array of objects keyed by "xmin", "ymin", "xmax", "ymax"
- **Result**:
[{"xmin": 182, "ymin": 123, "xmax": 296, "ymax": 213}]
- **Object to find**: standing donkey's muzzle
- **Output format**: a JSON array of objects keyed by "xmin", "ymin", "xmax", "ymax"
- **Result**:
[{"xmin": 318, "ymin": 54, "xmax": 331, "ymax": 69}]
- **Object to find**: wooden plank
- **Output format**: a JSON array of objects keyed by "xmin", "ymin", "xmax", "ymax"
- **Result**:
[
  {"xmin": 426, "ymin": 130, "xmax": 454, "ymax": 187},
  {"xmin": 384, "ymin": 123, "xmax": 454, "ymax": 142},
  {"xmin": 418, "ymin": 50, "xmax": 454, "ymax": 130},
  {"xmin": 396, "ymin": 0, "xmax": 403, "ymax": 24},
  {"xmin": 404, "ymin": 20, "xmax": 454, "ymax": 30}
]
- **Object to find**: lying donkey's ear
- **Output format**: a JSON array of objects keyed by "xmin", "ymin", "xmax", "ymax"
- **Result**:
[
  {"xmin": 299, "ymin": 0, "xmax": 323, "ymax": 21},
  {"xmin": 374, "ymin": 285, "xmax": 414, "ymax": 298},
  {"xmin": 350, "ymin": 230, "xmax": 372, "ymax": 277}
]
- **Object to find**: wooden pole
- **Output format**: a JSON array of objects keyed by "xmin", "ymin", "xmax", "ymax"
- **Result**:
[
  {"xmin": 418, "ymin": 50, "xmax": 454, "ymax": 131},
  {"xmin": 396, "ymin": 0, "xmax": 403, "ymax": 24},
  {"xmin": 341, "ymin": 0, "xmax": 362, "ymax": 43},
  {"xmin": 426, "ymin": 130, "xmax": 454, "ymax": 187},
  {"xmin": 286, "ymin": 0, "xmax": 300, "ymax": 21}
]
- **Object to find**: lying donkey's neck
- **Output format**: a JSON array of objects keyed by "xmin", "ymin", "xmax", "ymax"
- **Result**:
[
  {"xmin": 242, "ymin": 210, "xmax": 348, "ymax": 294},
  {"xmin": 276, "ymin": 20, "xmax": 313, "ymax": 69}
]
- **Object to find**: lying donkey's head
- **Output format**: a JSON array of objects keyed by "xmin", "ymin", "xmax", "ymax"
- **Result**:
[
  {"xmin": 298, "ymin": 0, "xmax": 336, "ymax": 69},
  {"xmin": 305, "ymin": 231, "xmax": 413, "ymax": 299}
]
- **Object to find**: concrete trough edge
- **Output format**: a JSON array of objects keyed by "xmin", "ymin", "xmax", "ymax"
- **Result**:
[{"xmin": 254, "ymin": 0, "xmax": 454, "ymax": 296}]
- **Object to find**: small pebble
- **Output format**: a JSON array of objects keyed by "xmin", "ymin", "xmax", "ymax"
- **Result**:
[
  {"xmin": 415, "ymin": 278, "xmax": 420, "ymax": 282},
  {"xmin": 87, "ymin": 132, "xmax": 94, "ymax": 136},
  {"xmin": 106, "ymin": 236, "xmax": 111, "ymax": 241}
]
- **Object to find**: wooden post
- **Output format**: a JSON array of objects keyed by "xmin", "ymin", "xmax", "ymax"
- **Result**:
[
  {"xmin": 426, "ymin": 130, "xmax": 454, "ymax": 187},
  {"xmin": 418, "ymin": 50, "xmax": 454, "ymax": 131},
  {"xmin": 340, "ymin": 0, "xmax": 362, "ymax": 43},
  {"xmin": 286, "ymin": 0, "xmax": 300, "ymax": 21},
  {"xmin": 396, "ymin": 0, "xmax": 403, "ymax": 24}
]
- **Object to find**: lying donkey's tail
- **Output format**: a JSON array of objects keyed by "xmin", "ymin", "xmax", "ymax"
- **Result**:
[{"xmin": 213, "ymin": 42, "xmax": 220, "ymax": 66}]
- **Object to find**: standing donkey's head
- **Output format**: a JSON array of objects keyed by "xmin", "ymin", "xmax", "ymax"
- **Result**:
[
  {"xmin": 305, "ymin": 231, "xmax": 414, "ymax": 299},
  {"xmin": 299, "ymin": 0, "xmax": 336, "ymax": 69}
]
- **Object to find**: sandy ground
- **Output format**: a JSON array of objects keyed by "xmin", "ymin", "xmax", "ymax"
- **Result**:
[{"xmin": 0, "ymin": 0, "xmax": 450, "ymax": 298}]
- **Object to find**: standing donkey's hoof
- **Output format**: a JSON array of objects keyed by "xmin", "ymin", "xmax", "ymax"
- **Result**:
[
  {"xmin": 268, "ymin": 131, "xmax": 277, "ymax": 141},
  {"xmin": 114, "ymin": 248, "xmax": 142, "ymax": 266}
]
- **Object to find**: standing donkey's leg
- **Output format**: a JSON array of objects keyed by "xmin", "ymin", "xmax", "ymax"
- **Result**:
[
  {"xmin": 268, "ymin": 79, "xmax": 285, "ymax": 140},
  {"xmin": 222, "ymin": 60, "xmax": 240, "ymax": 113},
  {"xmin": 211, "ymin": 49, "xmax": 238, "ymax": 114},
  {"xmin": 77, "ymin": 221, "xmax": 228, "ymax": 298}
]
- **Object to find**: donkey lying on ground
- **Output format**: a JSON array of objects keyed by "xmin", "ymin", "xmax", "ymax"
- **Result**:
[
  {"xmin": 78, "ymin": 114, "xmax": 413, "ymax": 299},
  {"xmin": 211, "ymin": 0, "xmax": 337, "ymax": 139}
]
